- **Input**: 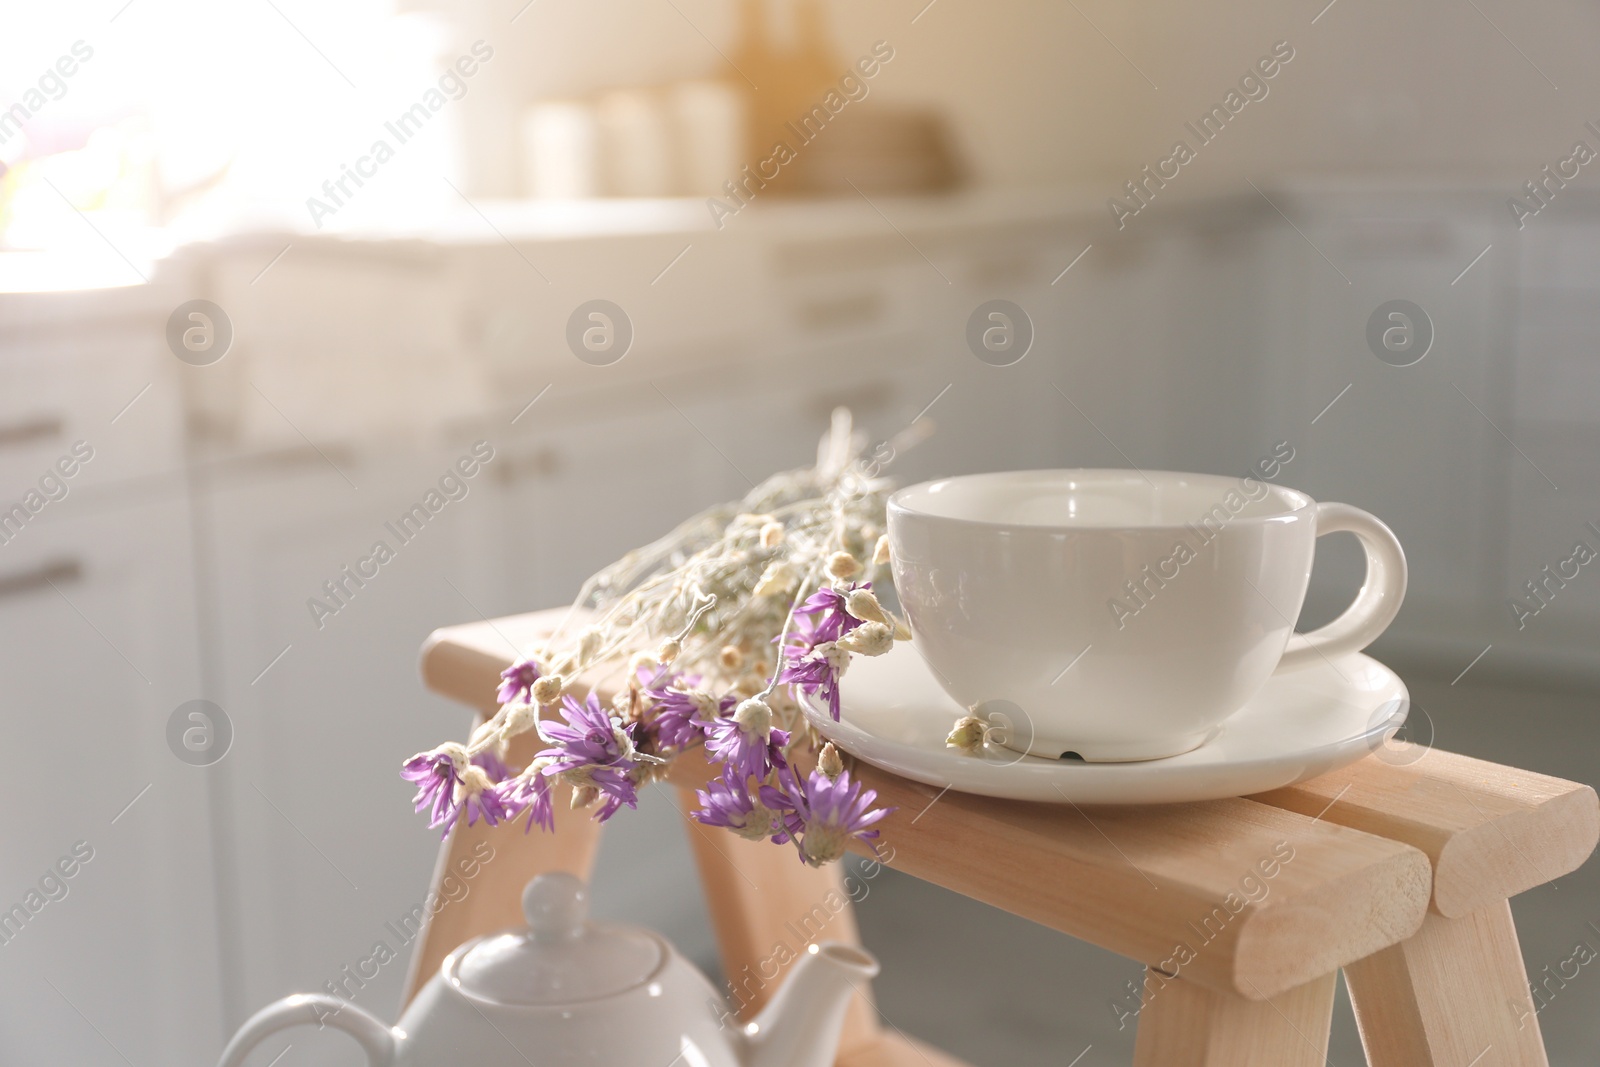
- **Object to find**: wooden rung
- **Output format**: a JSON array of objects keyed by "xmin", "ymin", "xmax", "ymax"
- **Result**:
[
  {"xmin": 1132, "ymin": 971, "xmax": 1337, "ymax": 1067},
  {"xmin": 423, "ymin": 610, "xmax": 1433, "ymax": 1003},
  {"xmin": 1251, "ymin": 750, "xmax": 1600, "ymax": 917}
]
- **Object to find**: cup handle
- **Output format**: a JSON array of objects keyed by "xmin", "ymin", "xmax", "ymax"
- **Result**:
[{"xmin": 1276, "ymin": 502, "xmax": 1407, "ymax": 672}]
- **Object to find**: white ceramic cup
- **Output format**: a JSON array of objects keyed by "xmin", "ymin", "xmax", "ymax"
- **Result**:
[{"xmin": 887, "ymin": 470, "xmax": 1407, "ymax": 762}]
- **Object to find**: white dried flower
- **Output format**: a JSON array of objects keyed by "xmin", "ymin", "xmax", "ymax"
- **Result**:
[
  {"xmin": 673, "ymin": 686, "xmax": 720, "ymax": 719},
  {"xmin": 838, "ymin": 621, "xmax": 893, "ymax": 656},
  {"xmin": 889, "ymin": 611, "xmax": 912, "ymax": 641},
  {"xmin": 733, "ymin": 697, "xmax": 773, "ymax": 741},
  {"xmin": 946, "ymin": 715, "xmax": 988, "ymax": 754},
  {"xmin": 818, "ymin": 742, "xmax": 844, "ymax": 780},
  {"xmin": 455, "ymin": 763, "xmax": 495, "ymax": 801},
  {"xmin": 826, "ymin": 551, "xmax": 862, "ymax": 580},
  {"xmin": 724, "ymin": 799, "xmax": 788, "ymax": 842},
  {"xmin": 410, "ymin": 408, "xmax": 923, "ymax": 856},
  {"xmin": 813, "ymin": 641, "xmax": 852, "ymax": 675},
  {"xmin": 800, "ymin": 829, "xmax": 849, "ymax": 867},
  {"xmin": 502, "ymin": 701, "xmax": 541, "ymax": 738},
  {"xmin": 753, "ymin": 559, "xmax": 798, "ymax": 599},
  {"xmin": 844, "ymin": 588, "xmax": 887, "ymax": 624},
  {"xmin": 872, "ymin": 534, "xmax": 891, "ymax": 566},
  {"xmin": 468, "ymin": 716, "xmax": 501, "ymax": 749},
  {"xmin": 532, "ymin": 675, "xmax": 564, "ymax": 705},
  {"xmin": 435, "ymin": 742, "xmax": 469, "ymax": 773}
]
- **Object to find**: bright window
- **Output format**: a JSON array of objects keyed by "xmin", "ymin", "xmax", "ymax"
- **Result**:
[{"xmin": 0, "ymin": 1, "xmax": 465, "ymax": 255}]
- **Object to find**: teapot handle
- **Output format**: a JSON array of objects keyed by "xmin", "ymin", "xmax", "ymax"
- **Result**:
[{"xmin": 216, "ymin": 994, "xmax": 396, "ymax": 1067}]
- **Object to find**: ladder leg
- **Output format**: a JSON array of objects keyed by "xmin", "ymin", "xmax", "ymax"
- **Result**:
[
  {"xmin": 1345, "ymin": 899, "xmax": 1549, "ymax": 1067},
  {"xmin": 1133, "ymin": 970, "xmax": 1337, "ymax": 1067}
]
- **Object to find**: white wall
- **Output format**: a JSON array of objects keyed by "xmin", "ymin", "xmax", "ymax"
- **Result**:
[{"xmin": 440, "ymin": 0, "xmax": 1600, "ymax": 195}]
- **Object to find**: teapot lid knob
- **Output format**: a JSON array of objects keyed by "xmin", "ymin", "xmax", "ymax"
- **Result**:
[
  {"xmin": 522, "ymin": 872, "xmax": 588, "ymax": 943},
  {"xmin": 453, "ymin": 870, "xmax": 662, "ymax": 1005}
]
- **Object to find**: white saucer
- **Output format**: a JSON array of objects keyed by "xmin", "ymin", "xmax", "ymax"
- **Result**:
[{"xmin": 798, "ymin": 643, "xmax": 1409, "ymax": 805}]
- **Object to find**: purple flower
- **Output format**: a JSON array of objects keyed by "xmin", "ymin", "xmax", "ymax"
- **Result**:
[
  {"xmin": 456, "ymin": 765, "xmax": 510, "ymax": 834},
  {"xmin": 538, "ymin": 693, "xmax": 627, "ymax": 767},
  {"xmin": 535, "ymin": 693, "xmax": 642, "ymax": 823},
  {"xmin": 586, "ymin": 770, "xmax": 640, "ymax": 822},
  {"xmin": 647, "ymin": 681, "xmax": 732, "ymax": 750},
  {"xmin": 792, "ymin": 583, "xmax": 869, "ymax": 644},
  {"xmin": 471, "ymin": 749, "xmax": 515, "ymax": 783},
  {"xmin": 498, "ymin": 659, "xmax": 541, "ymax": 705},
  {"xmin": 496, "ymin": 768, "xmax": 555, "ymax": 833},
  {"xmin": 632, "ymin": 661, "xmax": 674, "ymax": 691},
  {"xmin": 402, "ymin": 748, "xmax": 462, "ymax": 829},
  {"xmin": 786, "ymin": 768, "xmax": 892, "ymax": 866},
  {"xmin": 703, "ymin": 697, "xmax": 790, "ymax": 784},
  {"xmin": 779, "ymin": 639, "xmax": 851, "ymax": 721},
  {"xmin": 778, "ymin": 583, "xmax": 869, "ymax": 721},
  {"xmin": 693, "ymin": 776, "xmax": 800, "ymax": 843}
]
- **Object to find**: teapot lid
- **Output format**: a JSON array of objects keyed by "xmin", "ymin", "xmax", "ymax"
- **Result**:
[{"xmin": 450, "ymin": 873, "xmax": 663, "ymax": 1006}]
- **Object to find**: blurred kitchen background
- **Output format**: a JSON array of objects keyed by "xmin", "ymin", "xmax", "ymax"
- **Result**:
[{"xmin": 2, "ymin": 0, "xmax": 1598, "ymax": 1063}]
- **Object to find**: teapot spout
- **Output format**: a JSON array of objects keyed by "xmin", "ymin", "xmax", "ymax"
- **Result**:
[{"xmin": 743, "ymin": 942, "xmax": 879, "ymax": 1067}]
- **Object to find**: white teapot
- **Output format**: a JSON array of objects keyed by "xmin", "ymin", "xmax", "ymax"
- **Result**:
[{"xmin": 217, "ymin": 872, "xmax": 878, "ymax": 1067}]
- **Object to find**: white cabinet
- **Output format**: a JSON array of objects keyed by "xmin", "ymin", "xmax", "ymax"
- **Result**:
[
  {"xmin": 195, "ymin": 440, "xmax": 502, "ymax": 1064},
  {"xmin": 194, "ymin": 404, "xmax": 729, "ymax": 1065},
  {"xmin": 0, "ymin": 291, "xmax": 188, "ymax": 505},
  {"xmin": 1259, "ymin": 192, "xmax": 1510, "ymax": 636},
  {"xmin": 0, "ymin": 280, "xmax": 219, "ymax": 1066},
  {"xmin": 1034, "ymin": 226, "xmax": 1192, "ymax": 471},
  {"xmin": 488, "ymin": 392, "xmax": 728, "ymax": 612},
  {"xmin": 0, "ymin": 495, "xmax": 221, "ymax": 1067}
]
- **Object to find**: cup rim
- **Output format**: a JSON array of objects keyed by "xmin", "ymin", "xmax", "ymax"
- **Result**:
[{"xmin": 887, "ymin": 468, "xmax": 1314, "ymax": 531}]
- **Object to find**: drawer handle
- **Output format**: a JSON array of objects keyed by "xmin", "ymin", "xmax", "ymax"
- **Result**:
[
  {"xmin": 0, "ymin": 416, "xmax": 63, "ymax": 450},
  {"xmin": 493, "ymin": 446, "xmax": 562, "ymax": 485},
  {"xmin": 0, "ymin": 558, "xmax": 82, "ymax": 601},
  {"xmin": 794, "ymin": 293, "xmax": 886, "ymax": 331}
]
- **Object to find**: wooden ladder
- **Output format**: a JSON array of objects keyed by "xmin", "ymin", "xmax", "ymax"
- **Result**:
[{"xmin": 407, "ymin": 608, "xmax": 1598, "ymax": 1066}]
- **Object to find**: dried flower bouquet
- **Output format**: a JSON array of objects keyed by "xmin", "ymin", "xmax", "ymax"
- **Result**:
[{"xmin": 402, "ymin": 410, "xmax": 912, "ymax": 866}]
